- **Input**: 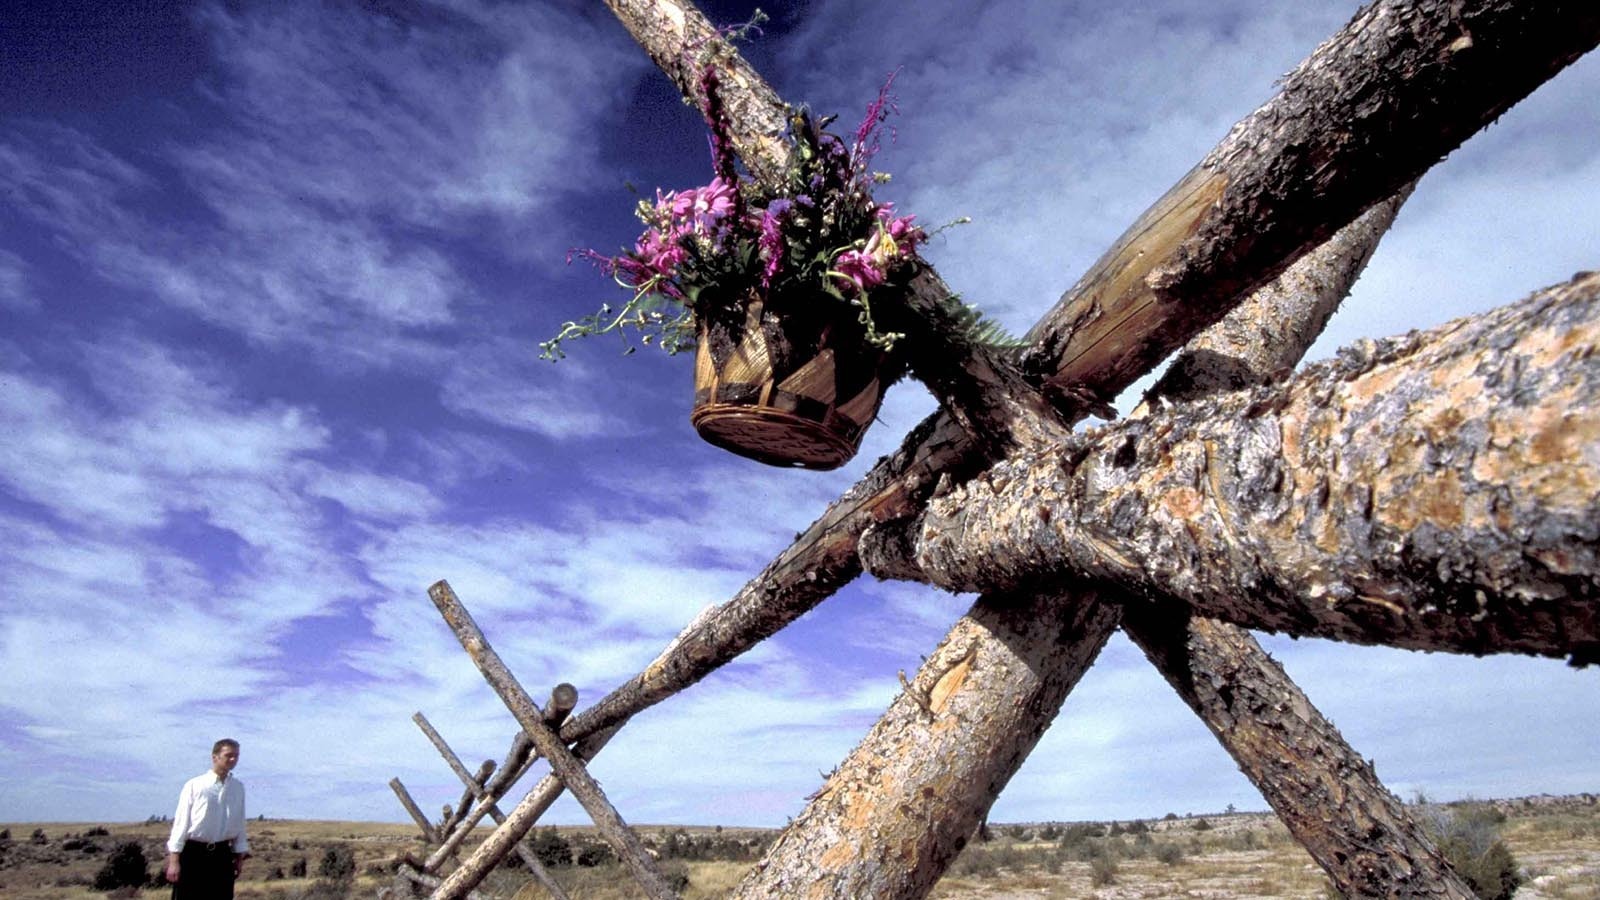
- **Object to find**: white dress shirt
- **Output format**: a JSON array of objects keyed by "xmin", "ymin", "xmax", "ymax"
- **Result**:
[{"xmin": 166, "ymin": 771, "xmax": 250, "ymax": 854}]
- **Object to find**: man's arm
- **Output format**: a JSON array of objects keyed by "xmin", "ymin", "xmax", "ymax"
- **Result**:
[
  {"xmin": 231, "ymin": 781, "xmax": 250, "ymax": 877},
  {"xmin": 165, "ymin": 779, "xmax": 192, "ymax": 883}
]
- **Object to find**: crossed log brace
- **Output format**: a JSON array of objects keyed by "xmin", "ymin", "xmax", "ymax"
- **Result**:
[{"xmin": 388, "ymin": 1, "xmax": 1600, "ymax": 897}]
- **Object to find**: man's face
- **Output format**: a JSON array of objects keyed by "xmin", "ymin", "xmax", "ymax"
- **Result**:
[{"xmin": 212, "ymin": 746, "xmax": 240, "ymax": 777}]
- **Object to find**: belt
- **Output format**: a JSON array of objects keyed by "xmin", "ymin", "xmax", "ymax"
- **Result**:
[{"xmin": 186, "ymin": 840, "xmax": 234, "ymax": 853}]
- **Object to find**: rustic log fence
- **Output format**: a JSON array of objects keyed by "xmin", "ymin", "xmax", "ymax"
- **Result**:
[{"xmin": 380, "ymin": 0, "xmax": 1599, "ymax": 897}]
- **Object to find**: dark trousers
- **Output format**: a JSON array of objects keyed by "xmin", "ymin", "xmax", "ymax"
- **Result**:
[{"xmin": 174, "ymin": 840, "xmax": 236, "ymax": 900}]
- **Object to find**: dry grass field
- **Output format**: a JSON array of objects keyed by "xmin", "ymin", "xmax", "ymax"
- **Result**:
[{"xmin": 2, "ymin": 795, "xmax": 1594, "ymax": 899}]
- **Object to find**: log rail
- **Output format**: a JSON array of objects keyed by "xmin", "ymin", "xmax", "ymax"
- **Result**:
[{"xmin": 399, "ymin": 1, "xmax": 1600, "ymax": 897}]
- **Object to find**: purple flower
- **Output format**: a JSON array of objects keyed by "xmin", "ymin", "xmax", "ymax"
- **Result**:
[
  {"xmin": 699, "ymin": 66, "xmax": 738, "ymax": 184},
  {"xmin": 757, "ymin": 198, "xmax": 793, "ymax": 287}
]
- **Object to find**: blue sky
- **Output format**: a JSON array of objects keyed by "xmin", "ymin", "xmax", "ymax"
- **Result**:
[{"xmin": 1, "ymin": 0, "xmax": 1595, "ymax": 829}]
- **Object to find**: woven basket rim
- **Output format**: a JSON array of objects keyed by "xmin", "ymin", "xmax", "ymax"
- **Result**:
[{"xmin": 691, "ymin": 402, "xmax": 856, "ymax": 470}]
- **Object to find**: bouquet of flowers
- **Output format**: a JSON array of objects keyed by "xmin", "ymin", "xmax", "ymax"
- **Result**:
[{"xmin": 543, "ymin": 69, "xmax": 933, "ymax": 361}]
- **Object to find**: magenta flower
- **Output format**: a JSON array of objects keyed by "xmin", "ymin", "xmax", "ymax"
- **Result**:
[
  {"xmin": 668, "ymin": 177, "xmax": 737, "ymax": 235},
  {"xmin": 832, "ymin": 247, "xmax": 886, "ymax": 294},
  {"xmin": 852, "ymin": 69, "xmax": 901, "ymax": 169},
  {"xmin": 757, "ymin": 198, "xmax": 792, "ymax": 287},
  {"xmin": 618, "ymin": 227, "xmax": 687, "ymax": 291}
]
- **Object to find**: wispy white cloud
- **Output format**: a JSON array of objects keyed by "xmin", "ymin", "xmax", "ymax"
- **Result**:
[
  {"xmin": 0, "ymin": 333, "xmax": 450, "ymax": 813},
  {"xmin": 2, "ymin": 0, "xmax": 1595, "ymax": 830},
  {"xmin": 439, "ymin": 342, "xmax": 641, "ymax": 440},
  {"xmin": 0, "ymin": 249, "xmax": 36, "ymax": 311},
  {"xmin": 0, "ymin": 1, "xmax": 643, "ymax": 369},
  {"xmin": 779, "ymin": 1, "xmax": 1361, "ymax": 335}
]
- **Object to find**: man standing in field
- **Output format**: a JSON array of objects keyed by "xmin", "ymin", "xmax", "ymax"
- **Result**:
[{"xmin": 165, "ymin": 738, "xmax": 251, "ymax": 899}]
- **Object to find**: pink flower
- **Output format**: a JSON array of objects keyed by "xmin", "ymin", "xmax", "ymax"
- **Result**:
[
  {"xmin": 618, "ymin": 227, "xmax": 686, "ymax": 289},
  {"xmin": 875, "ymin": 205, "xmax": 924, "ymax": 244},
  {"xmin": 669, "ymin": 177, "xmax": 737, "ymax": 234},
  {"xmin": 833, "ymin": 248, "xmax": 886, "ymax": 294}
]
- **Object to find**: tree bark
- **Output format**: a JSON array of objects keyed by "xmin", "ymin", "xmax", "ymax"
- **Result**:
[
  {"xmin": 1126, "ymin": 607, "xmax": 1475, "ymax": 898},
  {"xmin": 734, "ymin": 590, "xmax": 1121, "ymax": 900},
  {"xmin": 1121, "ymin": 184, "xmax": 1476, "ymax": 899},
  {"xmin": 914, "ymin": 272, "xmax": 1600, "ymax": 663},
  {"xmin": 1137, "ymin": 185, "xmax": 1413, "ymax": 410},
  {"xmin": 1021, "ymin": 0, "xmax": 1600, "ymax": 409},
  {"xmin": 601, "ymin": 0, "xmax": 790, "ymax": 187},
  {"xmin": 769, "ymin": 188, "xmax": 1469, "ymax": 900}
]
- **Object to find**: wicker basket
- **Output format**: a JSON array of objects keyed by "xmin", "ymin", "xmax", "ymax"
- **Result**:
[{"xmin": 691, "ymin": 294, "xmax": 892, "ymax": 469}]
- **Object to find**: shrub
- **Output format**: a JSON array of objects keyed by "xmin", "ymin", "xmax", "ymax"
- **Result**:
[
  {"xmin": 1037, "ymin": 824, "xmax": 1061, "ymax": 841},
  {"xmin": 574, "ymin": 842, "xmax": 615, "ymax": 867},
  {"xmin": 1192, "ymin": 817, "xmax": 1213, "ymax": 831},
  {"xmin": 659, "ymin": 860, "xmax": 690, "ymax": 892},
  {"xmin": 266, "ymin": 866, "xmax": 286, "ymax": 880},
  {"xmin": 1423, "ymin": 804, "xmax": 1522, "ymax": 900},
  {"xmin": 1088, "ymin": 844, "xmax": 1118, "ymax": 886},
  {"xmin": 31, "ymin": 828, "xmax": 48, "ymax": 844},
  {"xmin": 1058, "ymin": 822, "xmax": 1104, "ymax": 851},
  {"xmin": 290, "ymin": 856, "xmax": 308, "ymax": 877},
  {"xmin": 529, "ymin": 828, "xmax": 572, "ymax": 867},
  {"xmin": 85, "ymin": 826, "xmax": 110, "ymax": 837},
  {"xmin": 953, "ymin": 848, "xmax": 996, "ymax": 879},
  {"xmin": 1154, "ymin": 841, "xmax": 1185, "ymax": 866},
  {"xmin": 317, "ymin": 846, "xmax": 356, "ymax": 881},
  {"xmin": 93, "ymin": 841, "xmax": 150, "ymax": 891},
  {"xmin": 1124, "ymin": 819, "xmax": 1150, "ymax": 835}
]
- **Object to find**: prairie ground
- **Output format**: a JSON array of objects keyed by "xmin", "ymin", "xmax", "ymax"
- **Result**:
[{"xmin": 2, "ymin": 795, "xmax": 1594, "ymax": 899}]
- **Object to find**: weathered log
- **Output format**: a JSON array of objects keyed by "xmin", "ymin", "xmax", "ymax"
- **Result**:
[
  {"xmin": 428, "ymin": 581, "xmax": 678, "ymax": 900},
  {"xmin": 1137, "ymin": 186, "xmax": 1413, "ymax": 411},
  {"xmin": 734, "ymin": 590, "xmax": 1120, "ymax": 899},
  {"xmin": 753, "ymin": 189, "xmax": 1462, "ymax": 900},
  {"xmin": 411, "ymin": 713, "xmax": 572, "ymax": 900},
  {"xmin": 573, "ymin": 0, "xmax": 1600, "ymax": 756},
  {"xmin": 545, "ymin": 682, "xmax": 579, "ymax": 728},
  {"xmin": 433, "ymin": 2, "xmax": 1597, "ymax": 895},
  {"xmin": 438, "ymin": 760, "xmax": 491, "ymax": 837},
  {"xmin": 431, "ymin": 5, "xmax": 1600, "ymax": 897},
  {"xmin": 600, "ymin": 0, "xmax": 790, "ymax": 187},
  {"xmin": 388, "ymin": 778, "xmax": 439, "ymax": 844},
  {"xmin": 425, "ymin": 688, "xmax": 575, "ymax": 871},
  {"xmin": 435, "ymin": 727, "xmax": 620, "ymax": 900},
  {"xmin": 1022, "ymin": 0, "xmax": 1600, "ymax": 408},
  {"xmin": 914, "ymin": 272, "xmax": 1600, "ymax": 662},
  {"xmin": 1127, "ymin": 608, "xmax": 1476, "ymax": 897},
  {"xmin": 392, "ymin": 863, "xmax": 490, "ymax": 900},
  {"xmin": 1122, "ymin": 185, "xmax": 1476, "ymax": 899}
]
